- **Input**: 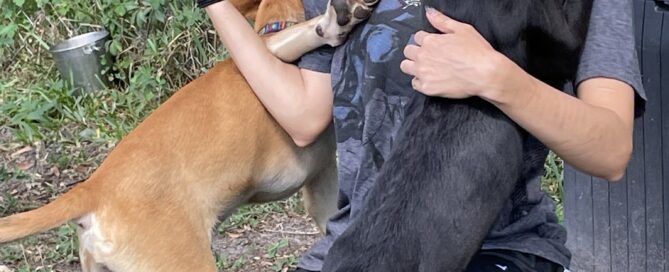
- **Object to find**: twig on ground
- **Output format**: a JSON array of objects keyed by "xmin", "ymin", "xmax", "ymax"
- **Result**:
[{"xmin": 263, "ymin": 229, "xmax": 319, "ymax": 236}]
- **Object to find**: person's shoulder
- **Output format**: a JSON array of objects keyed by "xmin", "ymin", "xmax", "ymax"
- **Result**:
[
  {"xmin": 577, "ymin": 0, "xmax": 646, "ymax": 115},
  {"xmin": 588, "ymin": 0, "xmax": 634, "ymax": 26},
  {"xmin": 578, "ymin": 0, "xmax": 641, "ymax": 85}
]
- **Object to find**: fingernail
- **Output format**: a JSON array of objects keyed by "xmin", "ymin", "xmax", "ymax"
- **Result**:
[{"xmin": 425, "ymin": 6, "xmax": 437, "ymax": 15}]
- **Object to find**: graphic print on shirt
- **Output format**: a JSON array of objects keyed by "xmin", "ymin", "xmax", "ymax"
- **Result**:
[{"xmin": 330, "ymin": 0, "xmax": 423, "ymax": 213}]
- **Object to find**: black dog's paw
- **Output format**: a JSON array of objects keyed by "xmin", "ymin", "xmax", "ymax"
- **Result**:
[
  {"xmin": 331, "ymin": 0, "xmax": 379, "ymax": 26},
  {"xmin": 315, "ymin": 0, "xmax": 378, "ymax": 47},
  {"xmin": 332, "ymin": 0, "xmax": 380, "ymax": 26}
]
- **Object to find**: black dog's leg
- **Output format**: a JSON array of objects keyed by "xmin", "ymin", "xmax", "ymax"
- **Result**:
[{"xmin": 322, "ymin": 97, "xmax": 523, "ymax": 272}]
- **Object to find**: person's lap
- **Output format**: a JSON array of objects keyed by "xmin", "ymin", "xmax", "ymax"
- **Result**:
[
  {"xmin": 464, "ymin": 250, "xmax": 564, "ymax": 272},
  {"xmin": 293, "ymin": 249, "xmax": 564, "ymax": 272}
]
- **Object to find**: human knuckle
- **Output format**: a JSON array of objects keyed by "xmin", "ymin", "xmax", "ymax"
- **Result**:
[
  {"xmin": 418, "ymin": 66, "xmax": 430, "ymax": 77},
  {"xmin": 417, "ymin": 51, "xmax": 429, "ymax": 62},
  {"xmin": 423, "ymin": 35, "xmax": 435, "ymax": 44}
]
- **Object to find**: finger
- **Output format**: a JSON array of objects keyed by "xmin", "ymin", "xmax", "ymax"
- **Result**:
[
  {"xmin": 411, "ymin": 77, "xmax": 422, "ymax": 91},
  {"xmin": 400, "ymin": 59, "xmax": 418, "ymax": 76},
  {"xmin": 413, "ymin": 31, "xmax": 430, "ymax": 46},
  {"xmin": 403, "ymin": 44, "xmax": 420, "ymax": 61},
  {"xmin": 425, "ymin": 6, "xmax": 461, "ymax": 34}
]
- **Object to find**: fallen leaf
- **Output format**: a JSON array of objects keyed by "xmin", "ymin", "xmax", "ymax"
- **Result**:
[
  {"xmin": 18, "ymin": 161, "xmax": 34, "ymax": 171},
  {"xmin": 10, "ymin": 146, "xmax": 33, "ymax": 158},
  {"xmin": 47, "ymin": 166, "xmax": 60, "ymax": 177}
]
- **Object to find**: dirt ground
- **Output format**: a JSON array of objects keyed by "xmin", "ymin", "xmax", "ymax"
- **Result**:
[{"xmin": 0, "ymin": 126, "xmax": 320, "ymax": 272}]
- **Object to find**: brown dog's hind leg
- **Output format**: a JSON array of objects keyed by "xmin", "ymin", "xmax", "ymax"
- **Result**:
[{"xmin": 301, "ymin": 156, "xmax": 338, "ymax": 233}]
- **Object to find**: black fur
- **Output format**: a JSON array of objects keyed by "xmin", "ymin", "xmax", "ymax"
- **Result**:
[{"xmin": 321, "ymin": 0, "xmax": 593, "ymax": 271}]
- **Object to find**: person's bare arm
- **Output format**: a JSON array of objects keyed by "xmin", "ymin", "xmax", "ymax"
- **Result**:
[
  {"xmin": 401, "ymin": 8, "xmax": 635, "ymax": 181},
  {"xmin": 204, "ymin": 2, "xmax": 333, "ymax": 147},
  {"xmin": 488, "ymin": 63, "xmax": 634, "ymax": 181}
]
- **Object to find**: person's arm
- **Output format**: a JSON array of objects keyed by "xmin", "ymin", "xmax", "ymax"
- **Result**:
[
  {"xmin": 202, "ymin": 1, "xmax": 333, "ymax": 147},
  {"xmin": 489, "ymin": 64, "xmax": 634, "ymax": 182},
  {"xmin": 401, "ymin": 6, "xmax": 640, "ymax": 182}
]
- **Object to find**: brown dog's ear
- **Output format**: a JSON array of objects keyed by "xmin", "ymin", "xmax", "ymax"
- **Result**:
[{"xmin": 228, "ymin": 0, "xmax": 263, "ymax": 20}]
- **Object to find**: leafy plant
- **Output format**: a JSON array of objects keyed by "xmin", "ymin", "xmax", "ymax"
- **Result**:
[{"xmin": 1, "ymin": 0, "xmax": 228, "ymax": 143}]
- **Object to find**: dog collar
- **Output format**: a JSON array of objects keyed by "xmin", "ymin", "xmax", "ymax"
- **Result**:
[{"xmin": 258, "ymin": 21, "xmax": 299, "ymax": 35}]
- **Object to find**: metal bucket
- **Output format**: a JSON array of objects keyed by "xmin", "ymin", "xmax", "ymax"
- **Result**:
[{"xmin": 50, "ymin": 31, "xmax": 111, "ymax": 94}]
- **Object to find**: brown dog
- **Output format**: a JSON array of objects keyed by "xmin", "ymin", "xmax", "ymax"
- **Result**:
[{"xmin": 0, "ymin": 1, "xmax": 350, "ymax": 271}]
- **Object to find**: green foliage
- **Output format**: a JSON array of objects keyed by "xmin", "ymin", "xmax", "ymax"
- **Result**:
[
  {"xmin": 218, "ymin": 196, "xmax": 303, "ymax": 232},
  {"xmin": 1, "ymin": 0, "xmax": 227, "ymax": 142},
  {"xmin": 542, "ymin": 152, "xmax": 565, "ymax": 222}
]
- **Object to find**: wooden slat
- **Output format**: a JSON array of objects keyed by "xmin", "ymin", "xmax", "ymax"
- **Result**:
[
  {"xmin": 592, "ymin": 177, "xmax": 611, "ymax": 272},
  {"xmin": 609, "ymin": 175, "xmax": 629, "ymax": 271},
  {"xmin": 568, "ymin": 168, "xmax": 595, "ymax": 271},
  {"xmin": 660, "ymin": 7, "xmax": 669, "ymax": 272},
  {"xmin": 564, "ymin": 164, "xmax": 583, "ymax": 268},
  {"xmin": 642, "ymin": 2, "xmax": 665, "ymax": 271},
  {"xmin": 627, "ymin": 114, "xmax": 647, "ymax": 271}
]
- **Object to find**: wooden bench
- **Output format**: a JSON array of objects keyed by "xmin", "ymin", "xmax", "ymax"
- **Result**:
[{"xmin": 564, "ymin": 0, "xmax": 668, "ymax": 271}]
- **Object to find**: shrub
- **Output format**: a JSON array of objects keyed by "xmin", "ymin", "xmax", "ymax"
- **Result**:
[{"xmin": 1, "ymin": 0, "xmax": 227, "ymax": 141}]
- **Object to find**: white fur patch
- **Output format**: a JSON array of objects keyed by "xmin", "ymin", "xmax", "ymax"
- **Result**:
[{"xmin": 78, "ymin": 214, "xmax": 114, "ymax": 258}]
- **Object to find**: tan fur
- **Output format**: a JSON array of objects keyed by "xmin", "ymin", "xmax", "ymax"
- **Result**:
[{"xmin": 0, "ymin": 1, "xmax": 340, "ymax": 271}]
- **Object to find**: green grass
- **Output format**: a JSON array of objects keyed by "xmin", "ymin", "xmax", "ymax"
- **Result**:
[
  {"xmin": 542, "ymin": 152, "xmax": 565, "ymax": 222},
  {"xmin": 218, "ymin": 195, "xmax": 305, "ymax": 233},
  {"xmin": 0, "ymin": 224, "xmax": 78, "ymax": 272}
]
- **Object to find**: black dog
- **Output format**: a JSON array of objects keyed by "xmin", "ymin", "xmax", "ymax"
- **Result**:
[{"xmin": 321, "ymin": 0, "xmax": 593, "ymax": 271}]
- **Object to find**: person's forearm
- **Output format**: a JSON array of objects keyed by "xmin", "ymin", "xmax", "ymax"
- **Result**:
[
  {"xmin": 482, "ymin": 55, "xmax": 633, "ymax": 181},
  {"xmin": 204, "ymin": 2, "xmax": 332, "ymax": 146}
]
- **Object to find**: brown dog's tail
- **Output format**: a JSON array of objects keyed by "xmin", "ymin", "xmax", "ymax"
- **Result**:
[{"xmin": 0, "ymin": 183, "xmax": 96, "ymax": 243}]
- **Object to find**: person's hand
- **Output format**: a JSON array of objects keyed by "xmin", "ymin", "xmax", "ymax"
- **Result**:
[{"xmin": 400, "ymin": 7, "xmax": 511, "ymax": 100}]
